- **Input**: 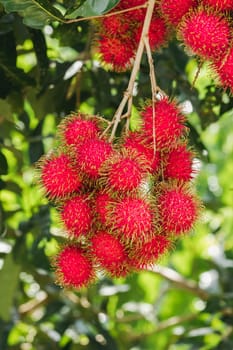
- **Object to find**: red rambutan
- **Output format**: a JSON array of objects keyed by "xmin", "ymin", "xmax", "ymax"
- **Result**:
[
  {"xmin": 110, "ymin": 197, "xmax": 153, "ymax": 241},
  {"xmin": 98, "ymin": 35, "xmax": 135, "ymax": 71},
  {"xmin": 158, "ymin": 185, "xmax": 199, "ymax": 235},
  {"xmin": 77, "ymin": 138, "xmax": 113, "ymax": 179},
  {"xmin": 60, "ymin": 195, "xmax": 92, "ymax": 238},
  {"xmin": 91, "ymin": 231, "xmax": 128, "ymax": 275},
  {"xmin": 214, "ymin": 47, "xmax": 233, "ymax": 93},
  {"xmin": 120, "ymin": 0, "xmax": 147, "ymax": 21},
  {"xmin": 179, "ymin": 9, "xmax": 231, "ymax": 60},
  {"xmin": 101, "ymin": 14, "xmax": 130, "ymax": 35},
  {"xmin": 40, "ymin": 153, "xmax": 82, "ymax": 199},
  {"xmin": 94, "ymin": 191, "xmax": 113, "ymax": 225},
  {"xmin": 141, "ymin": 98, "xmax": 186, "ymax": 151},
  {"xmin": 201, "ymin": 0, "xmax": 233, "ymax": 12},
  {"xmin": 60, "ymin": 114, "xmax": 100, "ymax": 147},
  {"xmin": 163, "ymin": 145, "xmax": 194, "ymax": 181},
  {"xmin": 160, "ymin": 0, "xmax": 197, "ymax": 26},
  {"xmin": 55, "ymin": 245, "xmax": 94, "ymax": 288}
]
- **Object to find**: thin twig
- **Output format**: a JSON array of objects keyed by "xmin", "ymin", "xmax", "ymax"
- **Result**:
[
  {"xmin": 65, "ymin": 4, "xmax": 147, "ymax": 24},
  {"xmin": 109, "ymin": 0, "xmax": 156, "ymax": 142}
]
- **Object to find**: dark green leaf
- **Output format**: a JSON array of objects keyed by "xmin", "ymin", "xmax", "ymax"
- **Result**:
[
  {"xmin": 65, "ymin": 0, "xmax": 120, "ymax": 19},
  {"xmin": 0, "ymin": 152, "xmax": 8, "ymax": 175},
  {"xmin": 1, "ymin": 0, "xmax": 64, "ymax": 28}
]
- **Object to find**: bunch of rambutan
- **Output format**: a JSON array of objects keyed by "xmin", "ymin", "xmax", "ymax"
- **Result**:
[
  {"xmin": 37, "ymin": 97, "xmax": 201, "ymax": 290},
  {"xmin": 95, "ymin": 0, "xmax": 233, "ymax": 92}
]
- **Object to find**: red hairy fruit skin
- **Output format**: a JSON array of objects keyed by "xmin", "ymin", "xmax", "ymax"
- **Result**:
[
  {"xmin": 60, "ymin": 196, "xmax": 92, "ymax": 238},
  {"xmin": 163, "ymin": 145, "xmax": 194, "ymax": 181},
  {"xmin": 201, "ymin": 0, "xmax": 233, "ymax": 11},
  {"xmin": 77, "ymin": 138, "xmax": 112, "ymax": 179},
  {"xmin": 91, "ymin": 231, "xmax": 128, "ymax": 275},
  {"xmin": 180, "ymin": 9, "xmax": 231, "ymax": 60},
  {"xmin": 55, "ymin": 245, "xmax": 94, "ymax": 288},
  {"xmin": 60, "ymin": 114, "xmax": 100, "ymax": 147},
  {"xmin": 101, "ymin": 14, "xmax": 130, "ymax": 35},
  {"xmin": 40, "ymin": 153, "xmax": 82, "ymax": 199},
  {"xmin": 214, "ymin": 47, "xmax": 233, "ymax": 93},
  {"xmin": 120, "ymin": 0, "xmax": 147, "ymax": 21},
  {"xmin": 110, "ymin": 197, "xmax": 153, "ymax": 241},
  {"xmin": 131, "ymin": 234, "xmax": 172, "ymax": 268},
  {"xmin": 103, "ymin": 152, "xmax": 147, "ymax": 193},
  {"xmin": 141, "ymin": 98, "xmax": 186, "ymax": 151},
  {"xmin": 124, "ymin": 133, "xmax": 161, "ymax": 173},
  {"xmin": 98, "ymin": 35, "xmax": 136, "ymax": 72},
  {"xmin": 160, "ymin": 0, "xmax": 197, "ymax": 26},
  {"xmin": 158, "ymin": 185, "xmax": 199, "ymax": 235},
  {"xmin": 94, "ymin": 191, "xmax": 113, "ymax": 226}
]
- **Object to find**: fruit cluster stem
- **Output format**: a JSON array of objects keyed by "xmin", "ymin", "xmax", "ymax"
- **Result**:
[{"xmin": 109, "ymin": 0, "xmax": 157, "ymax": 142}]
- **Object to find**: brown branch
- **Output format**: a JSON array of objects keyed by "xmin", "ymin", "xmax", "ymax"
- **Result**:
[{"xmin": 147, "ymin": 265, "xmax": 210, "ymax": 301}]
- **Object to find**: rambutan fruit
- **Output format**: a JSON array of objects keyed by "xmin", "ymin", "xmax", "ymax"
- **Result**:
[
  {"xmin": 40, "ymin": 153, "xmax": 82, "ymax": 199},
  {"xmin": 54, "ymin": 245, "xmax": 94, "ymax": 289},
  {"xmin": 98, "ymin": 35, "xmax": 136, "ymax": 71},
  {"xmin": 76, "ymin": 138, "xmax": 113, "ymax": 179},
  {"xmin": 94, "ymin": 191, "xmax": 113, "ymax": 226},
  {"xmin": 141, "ymin": 98, "xmax": 186, "ymax": 151},
  {"xmin": 120, "ymin": 0, "xmax": 147, "ymax": 21},
  {"xmin": 91, "ymin": 231, "xmax": 128, "ymax": 275},
  {"xmin": 109, "ymin": 197, "xmax": 154, "ymax": 241},
  {"xmin": 101, "ymin": 151, "xmax": 148, "ymax": 193},
  {"xmin": 60, "ymin": 195, "xmax": 92, "ymax": 238},
  {"xmin": 163, "ymin": 145, "xmax": 195, "ymax": 181},
  {"xmin": 101, "ymin": 14, "xmax": 130, "ymax": 36},
  {"xmin": 179, "ymin": 9, "xmax": 231, "ymax": 60},
  {"xmin": 124, "ymin": 133, "xmax": 161, "ymax": 173},
  {"xmin": 130, "ymin": 234, "xmax": 172, "ymax": 268},
  {"xmin": 59, "ymin": 113, "xmax": 100, "ymax": 147},
  {"xmin": 201, "ymin": 0, "xmax": 233, "ymax": 12},
  {"xmin": 158, "ymin": 184, "xmax": 200, "ymax": 235},
  {"xmin": 160, "ymin": 0, "xmax": 197, "ymax": 26},
  {"xmin": 214, "ymin": 47, "xmax": 233, "ymax": 93}
]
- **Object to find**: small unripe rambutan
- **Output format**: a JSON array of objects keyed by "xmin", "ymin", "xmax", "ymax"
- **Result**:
[
  {"xmin": 201, "ymin": 0, "xmax": 233, "ymax": 12},
  {"xmin": 179, "ymin": 9, "xmax": 231, "ymax": 60},
  {"xmin": 214, "ymin": 47, "xmax": 233, "ymax": 93},
  {"xmin": 163, "ymin": 145, "xmax": 194, "ymax": 181},
  {"xmin": 141, "ymin": 98, "xmax": 186, "ymax": 150},
  {"xmin": 130, "ymin": 234, "xmax": 172, "ymax": 268},
  {"xmin": 160, "ymin": 0, "xmax": 197, "ymax": 26},
  {"xmin": 55, "ymin": 245, "xmax": 94, "ymax": 288},
  {"xmin": 40, "ymin": 153, "xmax": 82, "ymax": 199},
  {"xmin": 94, "ymin": 191, "xmax": 113, "ymax": 225},
  {"xmin": 124, "ymin": 133, "xmax": 161, "ymax": 173},
  {"xmin": 77, "ymin": 138, "xmax": 113, "ymax": 179},
  {"xmin": 158, "ymin": 184, "xmax": 199, "ymax": 235},
  {"xmin": 60, "ymin": 114, "xmax": 100, "ymax": 147},
  {"xmin": 91, "ymin": 231, "xmax": 128, "ymax": 274},
  {"xmin": 109, "ymin": 197, "xmax": 154, "ymax": 241},
  {"xmin": 102, "ymin": 152, "xmax": 148, "ymax": 193},
  {"xmin": 98, "ymin": 35, "xmax": 135, "ymax": 71},
  {"xmin": 60, "ymin": 196, "xmax": 92, "ymax": 238}
]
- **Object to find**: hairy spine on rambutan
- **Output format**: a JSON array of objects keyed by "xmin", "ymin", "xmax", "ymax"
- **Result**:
[
  {"xmin": 163, "ymin": 144, "xmax": 195, "ymax": 182},
  {"xmin": 100, "ymin": 150, "xmax": 149, "ymax": 193},
  {"xmin": 91, "ymin": 231, "xmax": 129, "ymax": 276},
  {"xmin": 54, "ymin": 245, "xmax": 95, "ymax": 288},
  {"xmin": 76, "ymin": 138, "xmax": 113, "ymax": 179},
  {"xmin": 93, "ymin": 191, "xmax": 113, "ymax": 226},
  {"xmin": 179, "ymin": 8, "xmax": 231, "ymax": 61},
  {"xmin": 157, "ymin": 183, "xmax": 200, "ymax": 235},
  {"xmin": 107, "ymin": 196, "xmax": 155, "ymax": 242},
  {"xmin": 59, "ymin": 113, "xmax": 100, "ymax": 147},
  {"xmin": 60, "ymin": 195, "xmax": 92, "ymax": 239},
  {"xmin": 141, "ymin": 98, "xmax": 186, "ymax": 151},
  {"xmin": 201, "ymin": 0, "xmax": 233, "ymax": 12},
  {"xmin": 160, "ymin": 0, "xmax": 198, "ymax": 26},
  {"xmin": 39, "ymin": 153, "xmax": 82, "ymax": 199},
  {"xmin": 213, "ymin": 47, "xmax": 233, "ymax": 93}
]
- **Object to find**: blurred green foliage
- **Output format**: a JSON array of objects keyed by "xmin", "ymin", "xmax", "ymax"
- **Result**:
[{"xmin": 0, "ymin": 1, "xmax": 233, "ymax": 349}]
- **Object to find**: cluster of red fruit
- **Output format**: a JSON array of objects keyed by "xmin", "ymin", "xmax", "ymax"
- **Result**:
[
  {"xmin": 96, "ymin": 0, "xmax": 233, "ymax": 93},
  {"xmin": 38, "ymin": 97, "xmax": 200, "ymax": 289}
]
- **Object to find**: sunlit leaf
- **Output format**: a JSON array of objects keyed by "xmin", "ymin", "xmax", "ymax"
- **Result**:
[{"xmin": 65, "ymin": 0, "xmax": 120, "ymax": 19}]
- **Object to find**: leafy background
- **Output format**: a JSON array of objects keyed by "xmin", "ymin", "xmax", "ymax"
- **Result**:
[{"xmin": 0, "ymin": 1, "xmax": 233, "ymax": 349}]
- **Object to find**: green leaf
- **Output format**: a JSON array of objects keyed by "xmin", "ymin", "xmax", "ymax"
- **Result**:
[
  {"xmin": 65, "ymin": 0, "xmax": 120, "ymax": 19},
  {"xmin": 0, "ymin": 151, "xmax": 8, "ymax": 175},
  {"xmin": 1, "ymin": 0, "xmax": 64, "ymax": 28},
  {"xmin": 0, "ymin": 253, "xmax": 21, "ymax": 321}
]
